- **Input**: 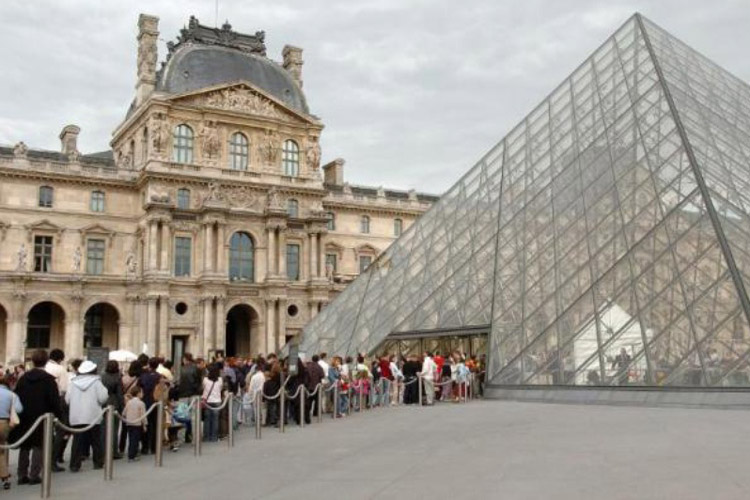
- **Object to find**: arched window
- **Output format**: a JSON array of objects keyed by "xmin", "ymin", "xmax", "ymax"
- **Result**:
[
  {"xmin": 229, "ymin": 232, "xmax": 254, "ymax": 281},
  {"xmin": 177, "ymin": 188, "xmax": 191, "ymax": 209},
  {"xmin": 287, "ymin": 199, "xmax": 299, "ymax": 218},
  {"xmin": 90, "ymin": 191, "xmax": 105, "ymax": 212},
  {"xmin": 282, "ymin": 139, "xmax": 299, "ymax": 177},
  {"xmin": 394, "ymin": 218, "xmax": 403, "ymax": 236},
  {"xmin": 229, "ymin": 132, "xmax": 249, "ymax": 170},
  {"xmin": 39, "ymin": 186, "xmax": 54, "ymax": 208},
  {"xmin": 360, "ymin": 215, "xmax": 370, "ymax": 234},
  {"xmin": 326, "ymin": 211, "xmax": 335, "ymax": 231},
  {"xmin": 172, "ymin": 124, "xmax": 194, "ymax": 164}
]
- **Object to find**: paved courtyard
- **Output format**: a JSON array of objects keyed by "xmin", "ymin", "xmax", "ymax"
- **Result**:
[{"xmin": 11, "ymin": 400, "xmax": 750, "ymax": 499}]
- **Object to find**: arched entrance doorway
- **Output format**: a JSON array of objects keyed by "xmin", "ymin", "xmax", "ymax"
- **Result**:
[
  {"xmin": 0, "ymin": 304, "xmax": 6, "ymax": 362},
  {"xmin": 26, "ymin": 302, "xmax": 65, "ymax": 355},
  {"xmin": 83, "ymin": 303, "xmax": 119, "ymax": 350},
  {"xmin": 225, "ymin": 304, "xmax": 259, "ymax": 357}
]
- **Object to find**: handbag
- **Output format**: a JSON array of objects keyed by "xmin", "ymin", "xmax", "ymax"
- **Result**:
[
  {"xmin": 200, "ymin": 381, "xmax": 217, "ymax": 410},
  {"xmin": 9, "ymin": 394, "xmax": 19, "ymax": 428}
]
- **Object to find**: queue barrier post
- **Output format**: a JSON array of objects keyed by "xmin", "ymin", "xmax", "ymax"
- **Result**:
[
  {"xmin": 227, "ymin": 393, "xmax": 234, "ymax": 449},
  {"xmin": 41, "ymin": 412, "xmax": 53, "ymax": 499},
  {"xmin": 299, "ymin": 387, "xmax": 306, "ymax": 429},
  {"xmin": 333, "ymin": 383, "xmax": 339, "ymax": 419},
  {"xmin": 104, "ymin": 405, "xmax": 114, "ymax": 481},
  {"xmin": 317, "ymin": 385, "xmax": 323, "ymax": 424},
  {"xmin": 193, "ymin": 396, "xmax": 202, "ymax": 457},
  {"xmin": 155, "ymin": 401, "xmax": 163, "ymax": 467},
  {"xmin": 255, "ymin": 391, "xmax": 262, "ymax": 440},
  {"xmin": 279, "ymin": 385, "xmax": 285, "ymax": 434},
  {"xmin": 418, "ymin": 376, "xmax": 423, "ymax": 407},
  {"xmin": 359, "ymin": 383, "xmax": 364, "ymax": 413}
]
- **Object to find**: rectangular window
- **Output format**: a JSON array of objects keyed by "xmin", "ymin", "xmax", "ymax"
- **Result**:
[
  {"xmin": 394, "ymin": 218, "xmax": 403, "ymax": 236},
  {"xmin": 33, "ymin": 235, "xmax": 53, "ymax": 273},
  {"xmin": 90, "ymin": 191, "xmax": 105, "ymax": 212},
  {"xmin": 325, "ymin": 253, "xmax": 337, "ymax": 273},
  {"xmin": 86, "ymin": 239, "xmax": 105, "ymax": 275},
  {"xmin": 174, "ymin": 237, "xmax": 192, "ymax": 277},
  {"xmin": 326, "ymin": 212, "xmax": 335, "ymax": 231},
  {"xmin": 359, "ymin": 255, "xmax": 372, "ymax": 274},
  {"xmin": 177, "ymin": 189, "xmax": 190, "ymax": 209},
  {"xmin": 27, "ymin": 302, "xmax": 51, "ymax": 349},
  {"xmin": 39, "ymin": 186, "xmax": 53, "ymax": 208},
  {"xmin": 286, "ymin": 244, "xmax": 300, "ymax": 281}
]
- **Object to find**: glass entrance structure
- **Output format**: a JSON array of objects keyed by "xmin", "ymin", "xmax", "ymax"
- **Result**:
[{"xmin": 300, "ymin": 14, "xmax": 750, "ymax": 392}]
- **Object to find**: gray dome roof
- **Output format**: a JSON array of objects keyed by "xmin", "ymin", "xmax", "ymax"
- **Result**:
[{"xmin": 157, "ymin": 44, "xmax": 309, "ymax": 115}]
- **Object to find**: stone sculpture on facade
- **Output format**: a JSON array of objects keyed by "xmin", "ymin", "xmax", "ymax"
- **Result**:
[
  {"xmin": 200, "ymin": 120, "xmax": 220, "ymax": 159},
  {"xmin": 202, "ymin": 87, "xmax": 281, "ymax": 118},
  {"xmin": 72, "ymin": 247, "xmax": 82, "ymax": 273},
  {"xmin": 13, "ymin": 141, "xmax": 28, "ymax": 158},
  {"xmin": 266, "ymin": 186, "xmax": 282, "ymax": 209},
  {"xmin": 203, "ymin": 181, "xmax": 226, "ymax": 205},
  {"xmin": 126, "ymin": 251, "xmax": 137, "ymax": 277},
  {"xmin": 306, "ymin": 139, "xmax": 321, "ymax": 170},
  {"xmin": 260, "ymin": 130, "xmax": 279, "ymax": 165},
  {"xmin": 150, "ymin": 113, "xmax": 170, "ymax": 154},
  {"xmin": 16, "ymin": 243, "xmax": 27, "ymax": 271}
]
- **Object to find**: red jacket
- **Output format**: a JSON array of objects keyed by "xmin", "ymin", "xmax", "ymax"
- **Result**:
[{"xmin": 379, "ymin": 359, "xmax": 393, "ymax": 380}]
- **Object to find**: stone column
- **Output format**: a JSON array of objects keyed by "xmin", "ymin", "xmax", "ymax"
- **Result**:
[
  {"xmin": 215, "ymin": 296, "xmax": 226, "ymax": 355},
  {"xmin": 310, "ymin": 232, "xmax": 319, "ymax": 278},
  {"xmin": 66, "ymin": 296, "xmax": 83, "ymax": 360},
  {"xmin": 137, "ymin": 299, "xmax": 147, "ymax": 353},
  {"xmin": 146, "ymin": 297, "xmax": 157, "ymax": 356},
  {"xmin": 6, "ymin": 294, "xmax": 26, "ymax": 364},
  {"xmin": 266, "ymin": 226, "xmax": 276, "ymax": 278},
  {"xmin": 278, "ymin": 228, "xmax": 287, "ymax": 279},
  {"xmin": 123, "ymin": 295, "xmax": 137, "ymax": 352},
  {"xmin": 265, "ymin": 300, "xmax": 275, "ymax": 355},
  {"xmin": 148, "ymin": 220, "xmax": 158, "ymax": 271},
  {"xmin": 277, "ymin": 298, "xmax": 287, "ymax": 351},
  {"xmin": 216, "ymin": 224, "xmax": 226, "ymax": 277},
  {"xmin": 204, "ymin": 223, "xmax": 214, "ymax": 273},
  {"xmin": 159, "ymin": 296, "xmax": 169, "ymax": 357},
  {"xmin": 202, "ymin": 297, "xmax": 213, "ymax": 357},
  {"xmin": 309, "ymin": 301, "xmax": 318, "ymax": 321},
  {"xmin": 318, "ymin": 234, "xmax": 325, "ymax": 280},
  {"xmin": 160, "ymin": 221, "xmax": 171, "ymax": 273}
]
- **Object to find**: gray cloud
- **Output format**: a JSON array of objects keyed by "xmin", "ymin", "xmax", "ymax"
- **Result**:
[{"xmin": 1, "ymin": 0, "xmax": 749, "ymax": 194}]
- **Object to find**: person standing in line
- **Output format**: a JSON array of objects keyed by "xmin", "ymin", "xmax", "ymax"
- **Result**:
[
  {"xmin": 263, "ymin": 363, "xmax": 281, "ymax": 427},
  {"xmin": 317, "ymin": 353, "xmax": 331, "ymax": 413},
  {"xmin": 11, "ymin": 350, "xmax": 62, "ymax": 485},
  {"xmin": 122, "ymin": 386, "xmax": 146, "ymax": 462},
  {"xmin": 306, "ymin": 355, "xmax": 325, "ymax": 418},
  {"xmin": 100, "ymin": 360, "xmax": 124, "ymax": 459},
  {"xmin": 0, "ymin": 373, "xmax": 22, "ymax": 489},
  {"xmin": 388, "ymin": 355, "xmax": 403, "ymax": 405},
  {"xmin": 177, "ymin": 354, "xmax": 201, "ymax": 442},
  {"xmin": 119, "ymin": 361, "xmax": 141, "ymax": 454},
  {"xmin": 66, "ymin": 360, "xmax": 108, "ymax": 472},
  {"xmin": 44, "ymin": 349, "xmax": 69, "ymax": 472},
  {"xmin": 138, "ymin": 358, "xmax": 162, "ymax": 455},
  {"xmin": 419, "ymin": 352, "xmax": 437, "ymax": 406},
  {"xmin": 201, "ymin": 365, "xmax": 223, "ymax": 442}
]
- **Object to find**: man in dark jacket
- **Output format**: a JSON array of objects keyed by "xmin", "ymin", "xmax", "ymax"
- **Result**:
[
  {"xmin": 138, "ymin": 358, "xmax": 162, "ymax": 455},
  {"xmin": 11, "ymin": 350, "xmax": 62, "ymax": 485},
  {"xmin": 177, "ymin": 353, "xmax": 201, "ymax": 398},
  {"xmin": 306, "ymin": 355, "xmax": 325, "ymax": 419}
]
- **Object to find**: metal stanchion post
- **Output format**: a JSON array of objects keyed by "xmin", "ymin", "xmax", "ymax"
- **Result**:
[
  {"xmin": 279, "ymin": 383, "xmax": 286, "ymax": 434},
  {"xmin": 155, "ymin": 402, "xmax": 163, "ymax": 467},
  {"xmin": 359, "ymin": 383, "xmax": 364, "ymax": 413},
  {"xmin": 299, "ymin": 388, "xmax": 306, "ymax": 429},
  {"xmin": 41, "ymin": 413, "xmax": 53, "ymax": 499},
  {"xmin": 255, "ymin": 391, "xmax": 262, "ymax": 439},
  {"xmin": 193, "ymin": 397, "xmax": 202, "ymax": 457},
  {"xmin": 104, "ymin": 405, "xmax": 114, "ymax": 480},
  {"xmin": 227, "ymin": 394, "xmax": 234, "ymax": 449},
  {"xmin": 333, "ymin": 384, "xmax": 339, "ymax": 419},
  {"xmin": 397, "ymin": 381, "xmax": 401, "ymax": 406},
  {"xmin": 418, "ymin": 376, "xmax": 423, "ymax": 407},
  {"xmin": 318, "ymin": 384, "xmax": 323, "ymax": 424}
]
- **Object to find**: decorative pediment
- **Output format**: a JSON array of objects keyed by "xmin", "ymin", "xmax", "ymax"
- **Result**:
[
  {"xmin": 168, "ymin": 82, "xmax": 315, "ymax": 124},
  {"xmin": 79, "ymin": 223, "xmax": 116, "ymax": 246},
  {"xmin": 356, "ymin": 243, "xmax": 380, "ymax": 255},
  {"xmin": 25, "ymin": 219, "xmax": 64, "ymax": 242}
]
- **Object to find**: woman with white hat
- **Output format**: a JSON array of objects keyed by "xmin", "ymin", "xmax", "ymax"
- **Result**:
[{"xmin": 65, "ymin": 360, "xmax": 108, "ymax": 472}]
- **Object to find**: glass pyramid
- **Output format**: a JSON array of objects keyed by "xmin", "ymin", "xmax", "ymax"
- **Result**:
[{"xmin": 301, "ymin": 14, "xmax": 750, "ymax": 388}]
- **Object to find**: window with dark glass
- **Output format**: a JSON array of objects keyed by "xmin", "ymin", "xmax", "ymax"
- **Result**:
[
  {"xmin": 84, "ymin": 304, "xmax": 104, "ymax": 348},
  {"xmin": 287, "ymin": 199, "xmax": 299, "ymax": 218},
  {"xmin": 177, "ymin": 188, "xmax": 190, "ymax": 209},
  {"xmin": 359, "ymin": 255, "xmax": 372, "ymax": 274},
  {"xmin": 360, "ymin": 215, "xmax": 370, "ymax": 234},
  {"xmin": 326, "ymin": 253, "xmax": 337, "ymax": 273},
  {"xmin": 229, "ymin": 232, "xmax": 254, "ymax": 281},
  {"xmin": 33, "ymin": 235, "xmax": 53, "ymax": 273},
  {"xmin": 282, "ymin": 140, "xmax": 299, "ymax": 176},
  {"xmin": 174, "ymin": 236, "xmax": 192, "ymax": 277},
  {"xmin": 39, "ymin": 186, "xmax": 54, "ymax": 208},
  {"xmin": 86, "ymin": 239, "xmax": 105, "ymax": 275},
  {"xmin": 286, "ymin": 243, "xmax": 300, "ymax": 281},
  {"xmin": 27, "ymin": 303, "xmax": 52, "ymax": 349},
  {"xmin": 173, "ymin": 124, "xmax": 194, "ymax": 164},
  {"xmin": 229, "ymin": 132, "xmax": 249, "ymax": 170},
  {"xmin": 90, "ymin": 191, "xmax": 105, "ymax": 212},
  {"xmin": 326, "ymin": 212, "xmax": 335, "ymax": 231},
  {"xmin": 394, "ymin": 218, "xmax": 403, "ymax": 236}
]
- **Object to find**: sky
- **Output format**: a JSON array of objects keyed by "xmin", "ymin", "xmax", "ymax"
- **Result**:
[{"xmin": 1, "ymin": 0, "xmax": 749, "ymax": 195}]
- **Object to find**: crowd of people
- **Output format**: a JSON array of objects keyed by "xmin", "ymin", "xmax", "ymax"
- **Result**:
[{"xmin": 0, "ymin": 348, "xmax": 485, "ymax": 490}]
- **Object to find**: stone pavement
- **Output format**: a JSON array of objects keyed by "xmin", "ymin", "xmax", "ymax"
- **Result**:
[{"xmin": 10, "ymin": 400, "xmax": 750, "ymax": 499}]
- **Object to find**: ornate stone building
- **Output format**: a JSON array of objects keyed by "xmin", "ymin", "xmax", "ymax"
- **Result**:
[{"xmin": 0, "ymin": 14, "xmax": 436, "ymax": 364}]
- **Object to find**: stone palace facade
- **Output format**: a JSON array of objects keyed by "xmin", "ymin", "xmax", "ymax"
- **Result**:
[{"xmin": 0, "ymin": 14, "xmax": 436, "ymax": 364}]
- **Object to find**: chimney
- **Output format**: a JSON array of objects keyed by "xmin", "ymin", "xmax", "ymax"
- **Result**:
[
  {"xmin": 59, "ymin": 125, "xmax": 80, "ymax": 155},
  {"xmin": 282, "ymin": 45, "xmax": 304, "ymax": 88},
  {"xmin": 323, "ymin": 158, "xmax": 345, "ymax": 186},
  {"xmin": 135, "ymin": 13, "xmax": 159, "ymax": 107}
]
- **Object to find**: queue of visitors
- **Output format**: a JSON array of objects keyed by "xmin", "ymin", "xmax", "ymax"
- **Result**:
[{"xmin": 0, "ymin": 348, "xmax": 485, "ymax": 490}]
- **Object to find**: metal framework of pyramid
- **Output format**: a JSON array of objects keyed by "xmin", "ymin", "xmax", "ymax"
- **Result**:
[{"xmin": 301, "ymin": 14, "xmax": 750, "ymax": 388}]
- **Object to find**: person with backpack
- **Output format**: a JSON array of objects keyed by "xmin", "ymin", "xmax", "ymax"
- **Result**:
[
  {"xmin": 66, "ymin": 360, "xmax": 109, "ymax": 472},
  {"xmin": 137, "ymin": 358, "xmax": 162, "ymax": 455}
]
